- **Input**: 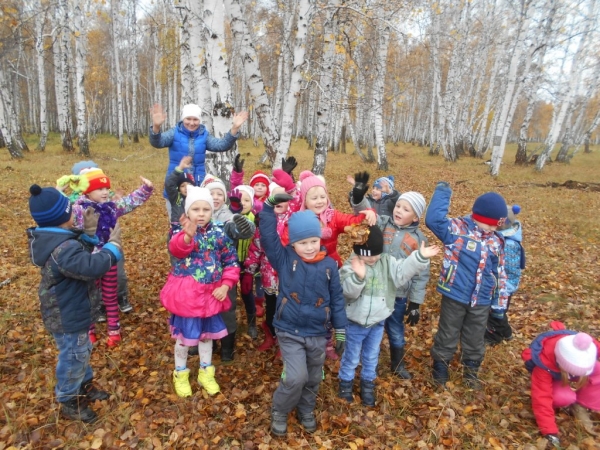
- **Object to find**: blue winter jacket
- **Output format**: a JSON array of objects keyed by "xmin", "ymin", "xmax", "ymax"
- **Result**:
[
  {"xmin": 425, "ymin": 182, "xmax": 508, "ymax": 314},
  {"xmin": 149, "ymin": 121, "xmax": 239, "ymax": 198},
  {"xmin": 27, "ymin": 227, "xmax": 121, "ymax": 334},
  {"xmin": 499, "ymin": 221, "xmax": 525, "ymax": 295},
  {"xmin": 259, "ymin": 204, "xmax": 348, "ymax": 337}
]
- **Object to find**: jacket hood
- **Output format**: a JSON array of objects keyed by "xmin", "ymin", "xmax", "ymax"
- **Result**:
[
  {"xmin": 27, "ymin": 227, "xmax": 79, "ymax": 267},
  {"xmin": 500, "ymin": 221, "xmax": 522, "ymax": 242}
]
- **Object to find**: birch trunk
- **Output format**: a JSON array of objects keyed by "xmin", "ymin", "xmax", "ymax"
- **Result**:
[
  {"xmin": 34, "ymin": 0, "xmax": 48, "ymax": 151},
  {"xmin": 204, "ymin": 0, "xmax": 236, "ymax": 184},
  {"xmin": 489, "ymin": 2, "xmax": 532, "ymax": 175},
  {"xmin": 72, "ymin": 0, "xmax": 90, "ymax": 155},
  {"xmin": 312, "ymin": 0, "xmax": 339, "ymax": 174},
  {"xmin": 373, "ymin": 26, "xmax": 391, "ymax": 171},
  {"xmin": 225, "ymin": 0, "xmax": 279, "ymax": 162},
  {"xmin": 0, "ymin": 68, "xmax": 24, "ymax": 158},
  {"xmin": 275, "ymin": 0, "xmax": 314, "ymax": 169},
  {"xmin": 536, "ymin": 1, "xmax": 594, "ymax": 170},
  {"xmin": 112, "ymin": 0, "xmax": 125, "ymax": 147},
  {"xmin": 179, "ymin": 0, "xmax": 196, "ymax": 105},
  {"xmin": 130, "ymin": 0, "xmax": 140, "ymax": 142},
  {"xmin": 515, "ymin": 95, "xmax": 535, "ymax": 164},
  {"xmin": 583, "ymin": 108, "xmax": 600, "ymax": 153},
  {"xmin": 53, "ymin": 0, "xmax": 74, "ymax": 152}
]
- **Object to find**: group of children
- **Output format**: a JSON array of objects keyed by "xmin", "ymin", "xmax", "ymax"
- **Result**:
[{"xmin": 28, "ymin": 152, "xmax": 598, "ymax": 445}]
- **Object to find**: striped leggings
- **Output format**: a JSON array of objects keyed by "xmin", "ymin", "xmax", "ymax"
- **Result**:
[{"xmin": 90, "ymin": 265, "xmax": 120, "ymax": 334}]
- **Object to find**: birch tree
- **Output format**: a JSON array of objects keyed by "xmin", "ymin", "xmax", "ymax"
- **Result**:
[
  {"xmin": 53, "ymin": 0, "xmax": 74, "ymax": 152},
  {"xmin": 72, "ymin": 0, "xmax": 90, "ymax": 156},
  {"xmin": 34, "ymin": 0, "xmax": 49, "ymax": 151},
  {"xmin": 0, "ymin": 68, "xmax": 24, "ymax": 158},
  {"xmin": 536, "ymin": 1, "xmax": 594, "ymax": 170},
  {"xmin": 112, "ymin": 0, "xmax": 125, "ymax": 147},
  {"xmin": 225, "ymin": 0, "xmax": 280, "ymax": 162},
  {"xmin": 276, "ymin": 0, "xmax": 314, "ymax": 168},
  {"xmin": 372, "ymin": 25, "xmax": 391, "ymax": 170}
]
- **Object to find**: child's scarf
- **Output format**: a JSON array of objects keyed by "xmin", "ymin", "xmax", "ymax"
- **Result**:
[{"xmin": 79, "ymin": 200, "xmax": 117, "ymax": 244}]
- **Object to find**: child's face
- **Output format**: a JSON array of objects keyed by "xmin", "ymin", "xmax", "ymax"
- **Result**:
[
  {"xmin": 358, "ymin": 254, "xmax": 381, "ymax": 266},
  {"xmin": 304, "ymin": 186, "xmax": 328, "ymax": 215},
  {"xmin": 179, "ymin": 182, "xmax": 192, "ymax": 197},
  {"xmin": 87, "ymin": 187, "xmax": 110, "ymax": 203},
  {"xmin": 183, "ymin": 117, "xmax": 201, "ymax": 132},
  {"xmin": 210, "ymin": 189, "xmax": 225, "ymax": 210},
  {"xmin": 253, "ymin": 182, "xmax": 267, "ymax": 198},
  {"xmin": 187, "ymin": 200, "xmax": 212, "ymax": 227},
  {"xmin": 371, "ymin": 186, "xmax": 383, "ymax": 201},
  {"xmin": 240, "ymin": 191, "xmax": 253, "ymax": 214},
  {"xmin": 473, "ymin": 220, "xmax": 498, "ymax": 232},
  {"xmin": 291, "ymin": 236, "xmax": 321, "ymax": 260},
  {"xmin": 393, "ymin": 200, "xmax": 418, "ymax": 227},
  {"xmin": 272, "ymin": 187, "xmax": 289, "ymax": 214}
]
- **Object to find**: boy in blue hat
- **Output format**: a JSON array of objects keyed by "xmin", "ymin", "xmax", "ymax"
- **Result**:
[
  {"xmin": 425, "ymin": 183, "xmax": 508, "ymax": 389},
  {"xmin": 259, "ymin": 194, "xmax": 348, "ymax": 437},
  {"xmin": 27, "ymin": 185, "xmax": 122, "ymax": 423}
]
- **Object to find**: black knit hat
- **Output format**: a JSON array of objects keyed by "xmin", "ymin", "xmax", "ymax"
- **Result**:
[
  {"xmin": 353, "ymin": 225, "xmax": 384, "ymax": 257},
  {"xmin": 177, "ymin": 172, "xmax": 195, "ymax": 189},
  {"xmin": 28, "ymin": 184, "xmax": 72, "ymax": 227}
]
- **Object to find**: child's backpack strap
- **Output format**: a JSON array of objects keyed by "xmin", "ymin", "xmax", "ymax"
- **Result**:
[
  {"xmin": 519, "ymin": 242, "xmax": 526, "ymax": 270},
  {"xmin": 524, "ymin": 329, "xmax": 577, "ymax": 379}
]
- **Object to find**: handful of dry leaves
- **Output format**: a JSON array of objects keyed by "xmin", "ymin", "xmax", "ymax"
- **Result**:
[{"xmin": 344, "ymin": 221, "xmax": 371, "ymax": 245}]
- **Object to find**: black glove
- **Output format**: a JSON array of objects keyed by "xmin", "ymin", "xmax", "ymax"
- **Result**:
[
  {"xmin": 544, "ymin": 435, "xmax": 560, "ymax": 448},
  {"xmin": 334, "ymin": 329, "xmax": 346, "ymax": 356},
  {"xmin": 281, "ymin": 156, "xmax": 298, "ymax": 175},
  {"xmin": 265, "ymin": 193, "xmax": 294, "ymax": 207},
  {"xmin": 228, "ymin": 188, "xmax": 243, "ymax": 214},
  {"xmin": 232, "ymin": 214, "xmax": 252, "ymax": 237},
  {"xmin": 233, "ymin": 154, "xmax": 244, "ymax": 173},
  {"xmin": 405, "ymin": 302, "xmax": 420, "ymax": 326},
  {"xmin": 351, "ymin": 171, "xmax": 370, "ymax": 204}
]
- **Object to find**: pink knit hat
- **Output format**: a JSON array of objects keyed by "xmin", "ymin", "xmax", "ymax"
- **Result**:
[
  {"xmin": 555, "ymin": 333, "xmax": 597, "ymax": 376},
  {"xmin": 299, "ymin": 171, "xmax": 329, "ymax": 210}
]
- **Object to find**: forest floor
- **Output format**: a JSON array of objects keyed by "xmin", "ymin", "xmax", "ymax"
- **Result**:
[{"xmin": 0, "ymin": 135, "xmax": 599, "ymax": 450}]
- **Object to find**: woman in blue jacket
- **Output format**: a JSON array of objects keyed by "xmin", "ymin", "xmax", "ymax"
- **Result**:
[{"xmin": 149, "ymin": 103, "xmax": 248, "ymax": 214}]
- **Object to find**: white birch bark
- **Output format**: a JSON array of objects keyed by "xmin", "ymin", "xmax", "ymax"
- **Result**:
[
  {"xmin": 276, "ymin": 0, "xmax": 314, "ymax": 169},
  {"xmin": 111, "ymin": 0, "xmax": 125, "ymax": 147},
  {"xmin": 72, "ymin": 0, "xmax": 90, "ymax": 155},
  {"xmin": 225, "ymin": 0, "xmax": 280, "ymax": 162},
  {"xmin": 34, "ymin": 0, "xmax": 48, "ymax": 151},
  {"xmin": 312, "ymin": 0, "xmax": 339, "ymax": 174},
  {"xmin": 373, "ymin": 25, "xmax": 391, "ymax": 170},
  {"xmin": 0, "ymin": 68, "xmax": 23, "ymax": 158},
  {"xmin": 204, "ymin": 0, "xmax": 235, "ymax": 183},
  {"xmin": 179, "ymin": 0, "xmax": 196, "ymax": 105},
  {"xmin": 536, "ymin": 0, "xmax": 594, "ymax": 170},
  {"xmin": 53, "ymin": 0, "xmax": 74, "ymax": 152},
  {"xmin": 129, "ymin": 0, "xmax": 140, "ymax": 142},
  {"xmin": 489, "ymin": 2, "xmax": 532, "ymax": 176}
]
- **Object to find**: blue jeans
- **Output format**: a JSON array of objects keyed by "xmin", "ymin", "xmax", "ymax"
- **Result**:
[
  {"xmin": 384, "ymin": 297, "xmax": 407, "ymax": 348},
  {"xmin": 52, "ymin": 331, "xmax": 93, "ymax": 403},
  {"xmin": 338, "ymin": 321, "xmax": 385, "ymax": 382}
]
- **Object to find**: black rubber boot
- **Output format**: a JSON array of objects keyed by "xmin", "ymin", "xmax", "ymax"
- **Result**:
[
  {"xmin": 271, "ymin": 410, "xmax": 288, "ymax": 436},
  {"xmin": 247, "ymin": 315, "xmax": 258, "ymax": 340},
  {"xmin": 360, "ymin": 379, "xmax": 376, "ymax": 407},
  {"xmin": 60, "ymin": 397, "xmax": 97, "ymax": 423},
  {"xmin": 390, "ymin": 346, "xmax": 412, "ymax": 379},
  {"xmin": 220, "ymin": 332, "xmax": 235, "ymax": 364},
  {"xmin": 338, "ymin": 379, "xmax": 354, "ymax": 403},
  {"xmin": 296, "ymin": 409, "xmax": 317, "ymax": 433},
  {"xmin": 462, "ymin": 360, "xmax": 482, "ymax": 390},
  {"xmin": 432, "ymin": 359, "xmax": 450, "ymax": 386},
  {"xmin": 80, "ymin": 379, "xmax": 109, "ymax": 401}
]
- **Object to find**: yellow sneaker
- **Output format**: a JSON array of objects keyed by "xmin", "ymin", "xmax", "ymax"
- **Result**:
[
  {"xmin": 197, "ymin": 365, "xmax": 220, "ymax": 395},
  {"xmin": 173, "ymin": 369, "xmax": 192, "ymax": 397}
]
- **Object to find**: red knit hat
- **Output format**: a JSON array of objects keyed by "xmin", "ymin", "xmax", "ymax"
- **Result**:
[
  {"xmin": 83, "ymin": 169, "xmax": 111, "ymax": 194},
  {"xmin": 249, "ymin": 171, "xmax": 270, "ymax": 198}
]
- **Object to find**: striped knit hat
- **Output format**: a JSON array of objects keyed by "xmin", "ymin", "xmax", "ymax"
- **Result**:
[{"xmin": 82, "ymin": 169, "xmax": 111, "ymax": 194}]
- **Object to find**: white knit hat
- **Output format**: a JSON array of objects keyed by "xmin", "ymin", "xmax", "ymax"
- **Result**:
[
  {"xmin": 555, "ymin": 333, "xmax": 597, "ymax": 377},
  {"xmin": 185, "ymin": 186, "xmax": 214, "ymax": 214},
  {"xmin": 200, "ymin": 174, "xmax": 227, "ymax": 198},
  {"xmin": 269, "ymin": 181, "xmax": 283, "ymax": 194},
  {"xmin": 398, "ymin": 192, "xmax": 426, "ymax": 219},
  {"xmin": 181, "ymin": 104, "xmax": 202, "ymax": 121}
]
